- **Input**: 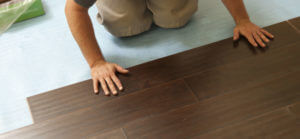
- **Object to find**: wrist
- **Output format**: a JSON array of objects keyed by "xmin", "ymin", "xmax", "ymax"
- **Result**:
[
  {"xmin": 235, "ymin": 18, "xmax": 251, "ymax": 25},
  {"xmin": 90, "ymin": 58, "xmax": 106, "ymax": 68}
]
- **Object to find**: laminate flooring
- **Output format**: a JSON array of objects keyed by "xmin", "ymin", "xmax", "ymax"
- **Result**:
[{"xmin": 1, "ymin": 17, "xmax": 299, "ymax": 139}]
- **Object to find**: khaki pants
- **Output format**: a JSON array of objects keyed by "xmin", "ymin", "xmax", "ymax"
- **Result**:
[{"xmin": 96, "ymin": 0, "xmax": 198, "ymax": 37}]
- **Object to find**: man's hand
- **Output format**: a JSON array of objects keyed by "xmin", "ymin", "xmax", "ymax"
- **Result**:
[
  {"xmin": 65, "ymin": 0, "xmax": 125, "ymax": 95},
  {"xmin": 91, "ymin": 60, "xmax": 129, "ymax": 96},
  {"xmin": 221, "ymin": 0, "xmax": 274, "ymax": 47},
  {"xmin": 233, "ymin": 21, "xmax": 274, "ymax": 47}
]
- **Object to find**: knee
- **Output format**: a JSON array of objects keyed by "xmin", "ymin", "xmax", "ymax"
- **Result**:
[
  {"xmin": 98, "ymin": 11, "xmax": 153, "ymax": 37},
  {"xmin": 152, "ymin": 0, "xmax": 198, "ymax": 28}
]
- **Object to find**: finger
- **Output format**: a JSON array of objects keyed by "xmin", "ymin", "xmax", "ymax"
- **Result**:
[
  {"xmin": 111, "ymin": 75, "xmax": 123, "ymax": 91},
  {"xmin": 257, "ymin": 31, "xmax": 269, "ymax": 43},
  {"xmin": 99, "ymin": 78, "xmax": 109, "ymax": 95},
  {"xmin": 245, "ymin": 34, "xmax": 258, "ymax": 47},
  {"xmin": 233, "ymin": 28, "xmax": 240, "ymax": 41},
  {"xmin": 252, "ymin": 32, "xmax": 266, "ymax": 47},
  {"xmin": 115, "ymin": 64, "xmax": 129, "ymax": 74},
  {"xmin": 93, "ymin": 78, "xmax": 99, "ymax": 93},
  {"xmin": 105, "ymin": 77, "xmax": 118, "ymax": 95},
  {"xmin": 260, "ymin": 29, "xmax": 274, "ymax": 38}
]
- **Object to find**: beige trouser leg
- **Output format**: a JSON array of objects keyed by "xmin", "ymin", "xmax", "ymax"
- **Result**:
[
  {"xmin": 96, "ymin": 0, "xmax": 153, "ymax": 37},
  {"xmin": 96, "ymin": 0, "xmax": 198, "ymax": 37},
  {"xmin": 147, "ymin": 0, "xmax": 198, "ymax": 28}
]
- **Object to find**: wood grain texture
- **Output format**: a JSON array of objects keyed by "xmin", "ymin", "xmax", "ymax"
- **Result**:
[
  {"xmin": 1, "ymin": 80, "xmax": 197, "ymax": 138},
  {"xmin": 184, "ymin": 42, "xmax": 300, "ymax": 100},
  {"xmin": 27, "ymin": 21, "xmax": 300, "ymax": 123},
  {"xmin": 194, "ymin": 108, "xmax": 300, "ymax": 139},
  {"xmin": 288, "ymin": 17, "xmax": 300, "ymax": 32},
  {"xmin": 288, "ymin": 102, "xmax": 300, "ymax": 117},
  {"xmin": 124, "ymin": 72, "xmax": 300, "ymax": 138},
  {"xmin": 87, "ymin": 128, "xmax": 127, "ymax": 139},
  {"xmin": 2, "ymin": 19, "xmax": 300, "ymax": 138}
]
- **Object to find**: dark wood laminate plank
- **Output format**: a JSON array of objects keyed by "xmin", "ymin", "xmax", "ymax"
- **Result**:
[
  {"xmin": 288, "ymin": 17, "xmax": 300, "ymax": 32},
  {"xmin": 28, "ymin": 21, "xmax": 300, "ymax": 123},
  {"xmin": 194, "ymin": 108, "xmax": 300, "ymax": 139},
  {"xmin": 87, "ymin": 128, "xmax": 127, "ymax": 139},
  {"xmin": 288, "ymin": 102, "xmax": 300, "ymax": 117},
  {"xmin": 184, "ymin": 42, "xmax": 300, "ymax": 100},
  {"xmin": 123, "ymin": 72, "xmax": 300, "ymax": 139},
  {"xmin": 1, "ymin": 80, "xmax": 197, "ymax": 138}
]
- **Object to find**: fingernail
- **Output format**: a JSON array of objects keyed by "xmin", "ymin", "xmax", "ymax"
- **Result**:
[{"xmin": 119, "ymin": 87, "xmax": 123, "ymax": 90}]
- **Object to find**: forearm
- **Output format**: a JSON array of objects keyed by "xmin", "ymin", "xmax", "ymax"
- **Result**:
[
  {"xmin": 65, "ymin": 0, "xmax": 105, "ymax": 68},
  {"xmin": 221, "ymin": 0, "xmax": 250, "ymax": 24}
]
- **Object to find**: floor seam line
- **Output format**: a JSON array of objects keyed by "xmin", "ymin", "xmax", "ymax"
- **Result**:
[
  {"xmin": 194, "ymin": 105, "xmax": 291, "ymax": 137},
  {"xmin": 286, "ymin": 20, "xmax": 300, "ymax": 34},
  {"xmin": 121, "ymin": 127, "xmax": 128, "ymax": 139},
  {"xmin": 182, "ymin": 79, "xmax": 200, "ymax": 102}
]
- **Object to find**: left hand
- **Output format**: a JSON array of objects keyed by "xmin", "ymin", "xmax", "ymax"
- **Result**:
[{"xmin": 233, "ymin": 21, "xmax": 274, "ymax": 47}]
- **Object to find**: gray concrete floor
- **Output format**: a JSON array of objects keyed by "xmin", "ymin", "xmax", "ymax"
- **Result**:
[{"xmin": 0, "ymin": 0, "xmax": 299, "ymax": 134}]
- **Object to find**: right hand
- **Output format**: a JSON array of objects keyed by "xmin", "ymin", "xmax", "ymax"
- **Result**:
[{"xmin": 91, "ymin": 60, "xmax": 129, "ymax": 96}]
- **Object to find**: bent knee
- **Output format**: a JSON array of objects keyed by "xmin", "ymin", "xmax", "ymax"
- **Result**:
[
  {"xmin": 103, "ymin": 14, "xmax": 153, "ymax": 37},
  {"xmin": 150, "ymin": 0, "xmax": 198, "ymax": 28}
]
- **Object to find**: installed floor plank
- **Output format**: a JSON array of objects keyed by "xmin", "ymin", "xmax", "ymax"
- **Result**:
[
  {"xmin": 184, "ymin": 42, "xmax": 300, "ymax": 100},
  {"xmin": 1, "ymin": 80, "xmax": 197, "ymax": 138},
  {"xmin": 288, "ymin": 102, "xmax": 300, "ymax": 117},
  {"xmin": 288, "ymin": 17, "xmax": 300, "ymax": 32},
  {"xmin": 28, "ymin": 21, "xmax": 300, "ymax": 123},
  {"xmin": 2, "ymin": 19, "xmax": 300, "ymax": 138},
  {"xmin": 194, "ymin": 107, "xmax": 300, "ymax": 139},
  {"xmin": 87, "ymin": 128, "xmax": 127, "ymax": 139},
  {"xmin": 123, "ymin": 72, "xmax": 300, "ymax": 138}
]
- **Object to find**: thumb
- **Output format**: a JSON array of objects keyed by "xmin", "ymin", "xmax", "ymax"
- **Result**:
[
  {"xmin": 233, "ymin": 28, "xmax": 240, "ymax": 41},
  {"xmin": 115, "ymin": 64, "xmax": 129, "ymax": 74}
]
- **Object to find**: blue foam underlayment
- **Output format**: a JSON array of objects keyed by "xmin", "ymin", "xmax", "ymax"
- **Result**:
[{"xmin": 0, "ymin": 0, "xmax": 299, "ymax": 134}]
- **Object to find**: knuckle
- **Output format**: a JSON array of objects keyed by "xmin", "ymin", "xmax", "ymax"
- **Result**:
[
  {"xmin": 101, "ymin": 84, "xmax": 107, "ymax": 88},
  {"xmin": 98, "ymin": 74, "xmax": 105, "ymax": 78},
  {"xmin": 97, "ymin": 77, "xmax": 103, "ymax": 80},
  {"xmin": 104, "ymin": 73, "xmax": 111, "ymax": 77},
  {"xmin": 109, "ymin": 73, "xmax": 115, "ymax": 77},
  {"xmin": 102, "ymin": 87, "xmax": 108, "ymax": 91},
  {"xmin": 103, "ymin": 76, "xmax": 110, "ymax": 80},
  {"xmin": 101, "ymin": 82, "xmax": 107, "ymax": 87},
  {"xmin": 257, "ymin": 32, "xmax": 262, "ymax": 35},
  {"xmin": 115, "ymin": 82, "xmax": 121, "ymax": 86}
]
